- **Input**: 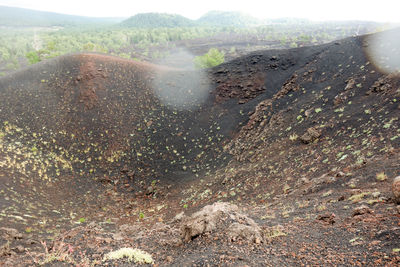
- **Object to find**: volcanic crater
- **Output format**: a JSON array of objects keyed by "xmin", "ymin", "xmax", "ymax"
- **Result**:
[{"xmin": 0, "ymin": 29, "xmax": 399, "ymax": 266}]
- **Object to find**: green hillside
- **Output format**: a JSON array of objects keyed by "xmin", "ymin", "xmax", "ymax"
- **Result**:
[
  {"xmin": 121, "ymin": 13, "xmax": 195, "ymax": 28},
  {"xmin": 197, "ymin": 10, "xmax": 261, "ymax": 27},
  {"xmin": 0, "ymin": 5, "xmax": 124, "ymax": 27}
]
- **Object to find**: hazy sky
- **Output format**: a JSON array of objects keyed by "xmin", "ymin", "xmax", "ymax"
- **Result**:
[{"xmin": 0, "ymin": 0, "xmax": 399, "ymax": 22}]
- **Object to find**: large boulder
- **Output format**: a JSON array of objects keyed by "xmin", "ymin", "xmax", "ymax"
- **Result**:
[{"xmin": 180, "ymin": 202, "xmax": 263, "ymax": 243}]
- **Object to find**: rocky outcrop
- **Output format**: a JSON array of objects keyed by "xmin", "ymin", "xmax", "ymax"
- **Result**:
[{"xmin": 180, "ymin": 202, "xmax": 263, "ymax": 243}]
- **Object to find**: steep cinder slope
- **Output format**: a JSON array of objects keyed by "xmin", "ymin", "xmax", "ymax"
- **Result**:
[
  {"xmin": 183, "ymin": 29, "xmax": 400, "ymax": 207},
  {"xmin": 166, "ymin": 29, "xmax": 400, "ymax": 267},
  {"xmin": 0, "ymin": 54, "xmax": 239, "ymax": 185}
]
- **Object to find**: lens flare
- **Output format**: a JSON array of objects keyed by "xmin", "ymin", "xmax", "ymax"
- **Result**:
[
  {"xmin": 365, "ymin": 27, "xmax": 400, "ymax": 74},
  {"xmin": 152, "ymin": 50, "xmax": 210, "ymax": 110}
]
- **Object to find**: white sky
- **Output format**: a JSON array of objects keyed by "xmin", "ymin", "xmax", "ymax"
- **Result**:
[{"xmin": 0, "ymin": 0, "xmax": 399, "ymax": 22}]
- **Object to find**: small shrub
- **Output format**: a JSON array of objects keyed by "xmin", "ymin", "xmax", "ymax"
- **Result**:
[
  {"xmin": 289, "ymin": 134, "xmax": 298, "ymax": 141},
  {"xmin": 264, "ymin": 226, "xmax": 287, "ymax": 239},
  {"xmin": 349, "ymin": 192, "xmax": 371, "ymax": 202},
  {"xmin": 194, "ymin": 48, "xmax": 224, "ymax": 69},
  {"xmin": 376, "ymin": 172, "xmax": 387, "ymax": 181},
  {"xmin": 26, "ymin": 51, "xmax": 41, "ymax": 64},
  {"xmin": 34, "ymin": 240, "xmax": 75, "ymax": 265}
]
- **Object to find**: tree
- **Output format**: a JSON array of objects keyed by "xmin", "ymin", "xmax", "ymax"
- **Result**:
[
  {"xmin": 26, "ymin": 51, "xmax": 40, "ymax": 64},
  {"xmin": 193, "ymin": 48, "xmax": 224, "ymax": 69},
  {"xmin": 0, "ymin": 47, "xmax": 11, "ymax": 61}
]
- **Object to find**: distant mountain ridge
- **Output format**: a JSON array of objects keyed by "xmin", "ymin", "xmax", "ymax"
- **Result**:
[
  {"xmin": 120, "ymin": 10, "xmax": 263, "ymax": 28},
  {"xmin": 121, "ymin": 13, "xmax": 195, "ymax": 28},
  {"xmin": 0, "ymin": 5, "xmax": 125, "ymax": 27},
  {"xmin": 0, "ymin": 5, "xmax": 382, "ymax": 29},
  {"xmin": 197, "ymin": 10, "xmax": 261, "ymax": 27}
]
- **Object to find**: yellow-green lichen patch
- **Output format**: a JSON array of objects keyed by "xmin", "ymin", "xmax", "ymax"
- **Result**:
[{"xmin": 103, "ymin": 247, "xmax": 154, "ymax": 264}]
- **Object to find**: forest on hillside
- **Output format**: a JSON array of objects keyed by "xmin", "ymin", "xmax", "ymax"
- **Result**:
[
  {"xmin": 0, "ymin": 7, "xmax": 384, "ymax": 75},
  {"xmin": 0, "ymin": 23, "xmax": 381, "ymax": 75}
]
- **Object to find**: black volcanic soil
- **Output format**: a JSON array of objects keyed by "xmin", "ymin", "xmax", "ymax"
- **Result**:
[{"xmin": 0, "ymin": 29, "xmax": 399, "ymax": 266}]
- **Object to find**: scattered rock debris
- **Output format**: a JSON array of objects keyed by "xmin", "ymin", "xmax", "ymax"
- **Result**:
[
  {"xmin": 300, "ymin": 126, "xmax": 322, "ymax": 144},
  {"xmin": 369, "ymin": 73, "xmax": 400, "ymax": 94},
  {"xmin": 352, "ymin": 205, "xmax": 372, "ymax": 217},
  {"xmin": 317, "ymin": 213, "xmax": 336, "ymax": 224}
]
